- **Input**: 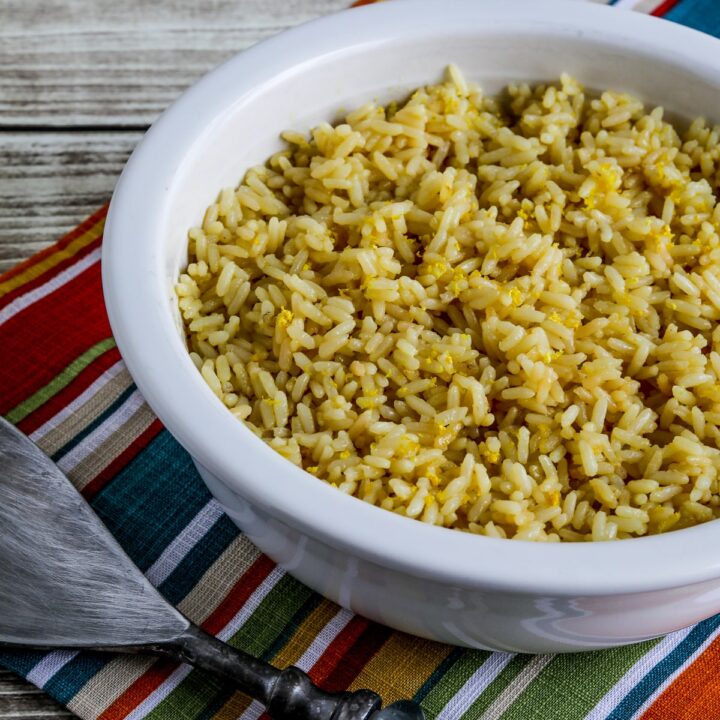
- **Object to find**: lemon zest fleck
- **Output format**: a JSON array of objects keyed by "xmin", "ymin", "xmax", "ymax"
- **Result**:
[
  {"xmin": 277, "ymin": 307, "xmax": 294, "ymax": 329},
  {"xmin": 658, "ymin": 511, "xmax": 681, "ymax": 533},
  {"xmin": 593, "ymin": 163, "xmax": 620, "ymax": 194},
  {"xmin": 565, "ymin": 315, "xmax": 581, "ymax": 329},
  {"xmin": 509, "ymin": 287, "xmax": 523, "ymax": 307},
  {"xmin": 427, "ymin": 472, "xmax": 441, "ymax": 487},
  {"xmin": 449, "ymin": 276, "xmax": 466, "ymax": 297},
  {"xmin": 397, "ymin": 435, "xmax": 420, "ymax": 457},
  {"xmin": 542, "ymin": 350, "xmax": 562, "ymax": 363},
  {"xmin": 427, "ymin": 261, "xmax": 448, "ymax": 279}
]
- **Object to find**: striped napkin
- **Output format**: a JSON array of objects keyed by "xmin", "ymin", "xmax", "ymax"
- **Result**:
[{"xmin": 2, "ymin": 1, "xmax": 720, "ymax": 719}]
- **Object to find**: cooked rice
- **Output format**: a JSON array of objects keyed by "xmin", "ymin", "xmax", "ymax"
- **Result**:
[{"xmin": 176, "ymin": 66, "xmax": 720, "ymax": 542}]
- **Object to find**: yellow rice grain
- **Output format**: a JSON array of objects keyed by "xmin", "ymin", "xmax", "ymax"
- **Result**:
[{"xmin": 178, "ymin": 67, "xmax": 720, "ymax": 542}]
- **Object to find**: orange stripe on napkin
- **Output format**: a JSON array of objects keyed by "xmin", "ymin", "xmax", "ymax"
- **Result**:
[
  {"xmin": 97, "ymin": 659, "xmax": 178, "ymax": 720},
  {"xmin": 640, "ymin": 635, "xmax": 720, "ymax": 720}
]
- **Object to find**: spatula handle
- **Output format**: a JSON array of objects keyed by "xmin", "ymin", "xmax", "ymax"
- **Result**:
[{"xmin": 153, "ymin": 623, "xmax": 383, "ymax": 720}]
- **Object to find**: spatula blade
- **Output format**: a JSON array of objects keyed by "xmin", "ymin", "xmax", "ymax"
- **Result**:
[{"xmin": 0, "ymin": 417, "xmax": 188, "ymax": 648}]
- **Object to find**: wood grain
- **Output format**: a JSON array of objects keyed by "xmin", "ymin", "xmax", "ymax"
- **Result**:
[
  {"xmin": 1, "ymin": 0, "xmax": 348, "ymax": 127},
  {"xmin": 0, "ymin": 670, "xmax": 73, "ymax": 718},
  {"xmin": 0, "ymin": 132, "xmax": 141, "ymax": 273}
]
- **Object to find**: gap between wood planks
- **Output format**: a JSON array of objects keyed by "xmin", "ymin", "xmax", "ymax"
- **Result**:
[{"xmin": 1, "ymin": 125, "xmax": 149, "ymax": 133}]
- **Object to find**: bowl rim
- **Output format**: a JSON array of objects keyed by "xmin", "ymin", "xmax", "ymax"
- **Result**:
[{"xmin": 103, "ymin": 0, "xmax": 720, "ymax": 596}]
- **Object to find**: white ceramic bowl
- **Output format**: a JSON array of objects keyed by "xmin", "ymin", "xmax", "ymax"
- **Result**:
[{"xmin": 103, "ymin": 0, "xmax": 720, "ymax": 653}]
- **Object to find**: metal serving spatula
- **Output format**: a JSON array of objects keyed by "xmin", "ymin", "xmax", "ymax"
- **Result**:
[{"xmin": 0, "ymin": 417, "xmax": 423, "ymax": 720}]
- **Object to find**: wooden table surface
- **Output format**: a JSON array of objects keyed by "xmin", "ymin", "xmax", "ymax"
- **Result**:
[{"xmin": 0, "ymin": 1, "xmax": 346, "ymax": 716}]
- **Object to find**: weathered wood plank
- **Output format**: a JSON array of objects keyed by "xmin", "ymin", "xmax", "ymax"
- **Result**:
[
  {"xmin": 0, "ymin": 671, "xmax": 73, "ymax": 719},
  {"xmin": 0, "ymin": 0, "xmax": 349, "ymax": 127},
  {"xmin": 0, "ymin": 670, "xmax": 43, "ymax": 696},
  {"xmin": 0, "ymin": 131, "xmax": 142, "ymax": 273}
]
